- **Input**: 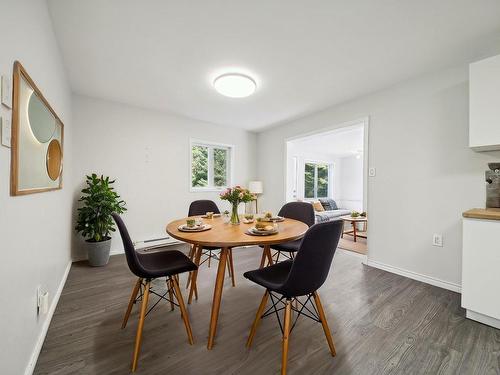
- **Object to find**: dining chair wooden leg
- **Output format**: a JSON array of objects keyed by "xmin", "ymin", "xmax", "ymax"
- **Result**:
[
  {"xmin": 228, "ymin": 248, "xmax": 236, "ymax": 287},
  {"xmin": 122, "ymin": 278, "xmax": 142, "ymax": 329},
  {"xmin": 131, "ymin": 280, "xmax": 150, "ymax": 372},
  {"xmin": 188, "ymin": 244, "xmax": 195, "ymax": 260},
  {"xmin": 226, "ymin": 252, "xmax": 232, "ymax": 278},
  {"xmin": 207, "ymin": 247, "xmax": 228, "ymax": 350},
  {"xmin": 246, "ymin": 290, "xmax": 269, "ymax": 348},
  {"xmin": 172, "ymin": 276, "xmax": 195, "ymax": 345},
  {"xmin": 167, "ymin": 278, "xmax": 175, "ymax": 311},
  {"xmin": 259, "ymin": 248, "xmax": 267, "ymax": 268},
  {"xmin": 186, "ymin": 271, "xmax": 192, "ymax": 290},
  {"xmin": 265, "ymin": 245, "xmax": 273, "ymax": 266},
  {"xmin": 281, "ymin": 300, "xmax": 292, "ymax": 375},
  {"xmin": 186, "ymin": 244, "xmax": 197, "ymax": 289},
  {"xmin": 188, "ymin": 244, "xmax": 202, "ymax": 304},
  {"xmin": 313, "ymin": 291, "xmax": 336, "ymax": 356}
]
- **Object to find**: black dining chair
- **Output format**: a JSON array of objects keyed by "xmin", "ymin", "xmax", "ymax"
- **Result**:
[
  {"xmin": 186, "ymin": 200, "xmax": 236, "ymax": 303},
  {"xmin": 245, "ymin": 220, "xmax": 343, "ymax": 375},
  {"xmin": 259, "ymin": 201, "xmax": 315, "ymax": 267},
  {"xmin": 112, "ymin": 213, "xmax": 197, "ymax": 372}
]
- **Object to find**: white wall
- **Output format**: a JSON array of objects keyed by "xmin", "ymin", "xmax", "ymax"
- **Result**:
[
  {"xmin": 337, "ymin": 155, "xmax": 363, "ymax": 211},
  {"xmin": 0, "ymin": 1, "xmax": 73, "ymax": 374},
  {"xmin": 257, "ymin": 64, "xmax": 500, "ymax": 289},
  {"xmin": 71, "ymin": 95, "xmax": 257, "ymax": 258}
]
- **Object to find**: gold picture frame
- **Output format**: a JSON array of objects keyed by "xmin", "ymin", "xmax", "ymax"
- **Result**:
[{"xmin": 10, "ymin": 61, "xmax": 64, "ymax": 195}]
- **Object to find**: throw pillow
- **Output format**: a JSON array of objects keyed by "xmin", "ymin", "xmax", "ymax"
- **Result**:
[
  {"xmin": 312, "ymin": 201, "xmax": 325, "ymax": 212},
  {"xmin": 319, "ymin": 198, "xmax": 338, "ymax": 211}
]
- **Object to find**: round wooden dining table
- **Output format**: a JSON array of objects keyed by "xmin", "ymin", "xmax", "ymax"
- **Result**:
[{"xmin": 166, "ymin": 216, "xmax": 308, "ymax": 350}]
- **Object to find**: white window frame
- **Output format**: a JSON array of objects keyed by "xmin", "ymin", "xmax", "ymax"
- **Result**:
[
  {"xmin": 190, "ymin": 139, "xmax": 234, "ymax": 192},
  {"xmin": 303, "ymin": 160, "xmax": 332, "ymax": 200}
]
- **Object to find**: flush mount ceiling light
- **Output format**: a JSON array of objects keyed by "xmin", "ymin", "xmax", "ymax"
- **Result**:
[{"xmin": 213, "ymin": 73, "xmax": 256, "ymax": 98}]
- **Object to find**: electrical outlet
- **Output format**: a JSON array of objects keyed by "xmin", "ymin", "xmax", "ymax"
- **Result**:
[
  {"xmin": 37, "ymin": 286, "xmax": 49, "ymax": 315},
  {"xmin": 369, "ymin": 167, "xmax": 376, "ymax": 177},
  {"xmin": 432, "ymin": 234, "xmax": 443, "ymax": 247},
  {"xmin": 37, "ymin": 286, "xmax": 41, "ymax": 314}
]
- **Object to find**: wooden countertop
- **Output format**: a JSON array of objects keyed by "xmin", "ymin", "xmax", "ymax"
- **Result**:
[{"xmin": 463, "ymin": 208, "xmax": 500, "ymax": 221}]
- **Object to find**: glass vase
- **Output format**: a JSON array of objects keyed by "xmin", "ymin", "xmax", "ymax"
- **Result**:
[{"xmin": 230, "ymin": 202, "xmax": 240, "ymax": 225}]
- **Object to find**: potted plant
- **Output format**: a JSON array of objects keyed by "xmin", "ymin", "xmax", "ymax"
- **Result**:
[
  {"xmin": 75, "ymin": 174, "xmax": 126, "ymax": 266},
  {"xmin": 219, "ymin": 185, "xmax": 255, "ymax": 225}
]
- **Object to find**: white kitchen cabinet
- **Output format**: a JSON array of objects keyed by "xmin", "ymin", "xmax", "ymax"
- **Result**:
[
  {"xmin": 462, "ymin": 213, "xmax": 500, "ymax": 329},
  {"xmin": 469, "ymin": 54, "xmax": 500, "ymax": 151}
]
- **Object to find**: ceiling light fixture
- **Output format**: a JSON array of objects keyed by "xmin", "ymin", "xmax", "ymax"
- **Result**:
[{"xmin": 213, "ymin": 73, "xmax": 256, "ymax": 98}]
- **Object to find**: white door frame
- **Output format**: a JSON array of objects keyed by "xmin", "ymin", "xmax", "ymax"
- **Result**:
[{"xmin": 283, "ymin": 117, "xmax": 370, "ymax": 260}]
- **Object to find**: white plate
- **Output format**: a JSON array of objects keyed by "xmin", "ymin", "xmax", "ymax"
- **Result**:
[
  {"xmin": 246, "ymin": 227, "xmax": 278, "ymax": 236},
  {"xmin": 178, "ymin": 224, "xmax": 212, "ymax": 232}
]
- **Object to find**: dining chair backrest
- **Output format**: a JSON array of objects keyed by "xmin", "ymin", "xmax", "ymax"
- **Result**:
[
  {"xmin": 112, "ymin": 213, "xmax": 149, "ymax": 278},
  {"xmin": 278, "ymin": 220, "xmax": 343, "ymax": 298},
  {"xmin": 188, "ymin": 200, "xmax": 221, "ymax": 216},
  {"xmin": 278, "ymin": 202, "xmax": 315, "ymax": 227}
]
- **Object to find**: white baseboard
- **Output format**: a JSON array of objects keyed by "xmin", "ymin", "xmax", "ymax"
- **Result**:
[
  {"xmin": 337, "ymin": 248, "xmax": 368, "ymax": 263},
  {"xmin": 466, "ymin": 309, "xmax": 500, "ymax": 329},
  {"xmin": 110, "ymin": 248, "xmax": 124, "ymax": 256},
  {"xmin": 366, "ymin": 258, "xmax": 461, "ymax": 293},
  {"xmin": 24, "ymin": 261, "xmax": 72, "ymax": 375}
]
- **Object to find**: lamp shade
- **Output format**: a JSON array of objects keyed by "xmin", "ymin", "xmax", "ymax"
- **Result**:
[{"xmin": 248, "ymin": 181, "xmax": 263, "ymax": 194}]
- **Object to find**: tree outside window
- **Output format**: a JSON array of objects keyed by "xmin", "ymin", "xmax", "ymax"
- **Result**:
[
  {"xmin": 304, "ymin": 162, "xmax": 330, "ymax": 198},
  {"xmin": 191, "ymin": 142, "xmax": 231, "ymax": 190}
]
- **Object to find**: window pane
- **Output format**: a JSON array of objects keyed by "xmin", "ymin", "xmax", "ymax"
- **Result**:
[
  {"xmin": 191, "ymin": 145, "xmax": 208, "ymax": 187},
  {"xmin": 213, "ymin": 148, "xmax": 227, "ymax": 187},
  {"xmin": 304, "ymin": 163, "xmax": 315, "ymax": 198},
  {"xmin": 317, "ymin": 164, "xmax": 329, "ymax": 197}
]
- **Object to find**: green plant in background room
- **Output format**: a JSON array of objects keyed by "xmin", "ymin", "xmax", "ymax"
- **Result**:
[
  {"xmin": 219, "ymin": 185, "xmax": 255, "ymax": 225},
  {"xmin": 75, "ymin": 174, "xmax": 127, "ymax": 266}
]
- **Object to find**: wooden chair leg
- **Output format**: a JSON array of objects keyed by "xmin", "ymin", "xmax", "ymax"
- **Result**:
[
  {"xmin": 186, "ymin": 245, "xmax": 195, "ymax": 289},
  {"xmin": 259, "ymin": 248, "xmax": 267, "ymax": 268},
  {"xmin": 265, "ymin": 246, "xmax": 273, "ymax": 266},
  {"xmin": 167, "ymin": 278, "xmax": 175, "ymax": 311},
  {"xmin": 227, "ymin": 252, "xmax": 232, "ymax": 277},
  {"xmin": 131, "ymin": 280, "xmax": 150, "ymax": 372},
  {"xmin": 122, "ymin": 278, "xmax": 142, "ymax": 329},
  {"xmin": 189, "ymin": 245, "xmax": 202, "ymax": 304},
  {"xmin": 172, "ymin": 276, "xmax": 194, "ymax": 345},
  {"xmin": 313, "ymin": 291, "xmax": 336, "ymax": 356},
  {"xmin": 246, "ymin": 291, "xmax": 269, "ymax": 348},
  {"xmin": 228, "ymin": 248, "xmax": 236, "ymax": 287},
  {"xmin": 281, "ymin": 300, "xmax": 292, "ymax": 375}
]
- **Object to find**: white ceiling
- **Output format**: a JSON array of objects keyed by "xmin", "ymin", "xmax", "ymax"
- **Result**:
[
  {"xmin": 48, "ymin": 0, "xmax": 500, "ymax": 131},
  {"xmin": 289, "ymin": 125, "xmax": 364, "ymax": 158}
]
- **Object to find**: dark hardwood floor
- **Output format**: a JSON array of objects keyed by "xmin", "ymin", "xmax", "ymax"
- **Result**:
[{"xmin": 34, "ymin": 248, "xmax": 500, "ymax": 374}]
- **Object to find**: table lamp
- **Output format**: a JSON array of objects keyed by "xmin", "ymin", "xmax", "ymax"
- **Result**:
[{"xmin": 248, "ymin": 181, "xmax": 263, "ymax": 213}]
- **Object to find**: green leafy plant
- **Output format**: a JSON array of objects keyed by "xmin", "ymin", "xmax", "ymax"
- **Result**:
[
  {"xmin": 75, "ymin": 174, "xmax": 127, "ymax": 242},
  {"xmin": 351, "ymin": 211, "xmax": 360, "ymax": 218}
]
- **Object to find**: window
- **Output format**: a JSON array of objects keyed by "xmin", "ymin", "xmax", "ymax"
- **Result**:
[
  {"xmin": 304, "ymin": 162, "xmax": 330, "ymax": 199},
  {"xmin": 191, "ymin": 141, "xmax": 232, "ymax": 190}
]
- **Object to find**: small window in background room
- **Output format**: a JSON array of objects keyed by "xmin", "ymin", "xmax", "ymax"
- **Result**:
[
  {"xmin": 304, "ymin": 162, "xmax": 330, "ymax": 199},
  {"xmin": 191, "ymin": 141, "xmax": 232, "ymax": 190}
]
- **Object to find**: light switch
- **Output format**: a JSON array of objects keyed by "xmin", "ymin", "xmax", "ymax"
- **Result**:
[
  {"xmin": 1, "ymin": 116, "xmax": 11, "ymax": 147},
  {"xmin": 369, "ymin": 167, "xmax": 376, "ymax": 177}
]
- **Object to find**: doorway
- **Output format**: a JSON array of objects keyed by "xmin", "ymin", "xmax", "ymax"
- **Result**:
[{"xmin": 285, "ymin": 119, "xmax": 369, "ymax": 256}]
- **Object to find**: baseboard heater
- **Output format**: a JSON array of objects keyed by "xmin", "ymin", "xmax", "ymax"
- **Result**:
[{"xmin": 134, "ymin": 236, "xmax": 185, "ymax": 252}]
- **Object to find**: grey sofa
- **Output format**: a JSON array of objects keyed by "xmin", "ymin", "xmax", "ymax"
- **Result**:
[{"xmin": 314, "ymin": 198, "xmax": 350, "ymax": 223}]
